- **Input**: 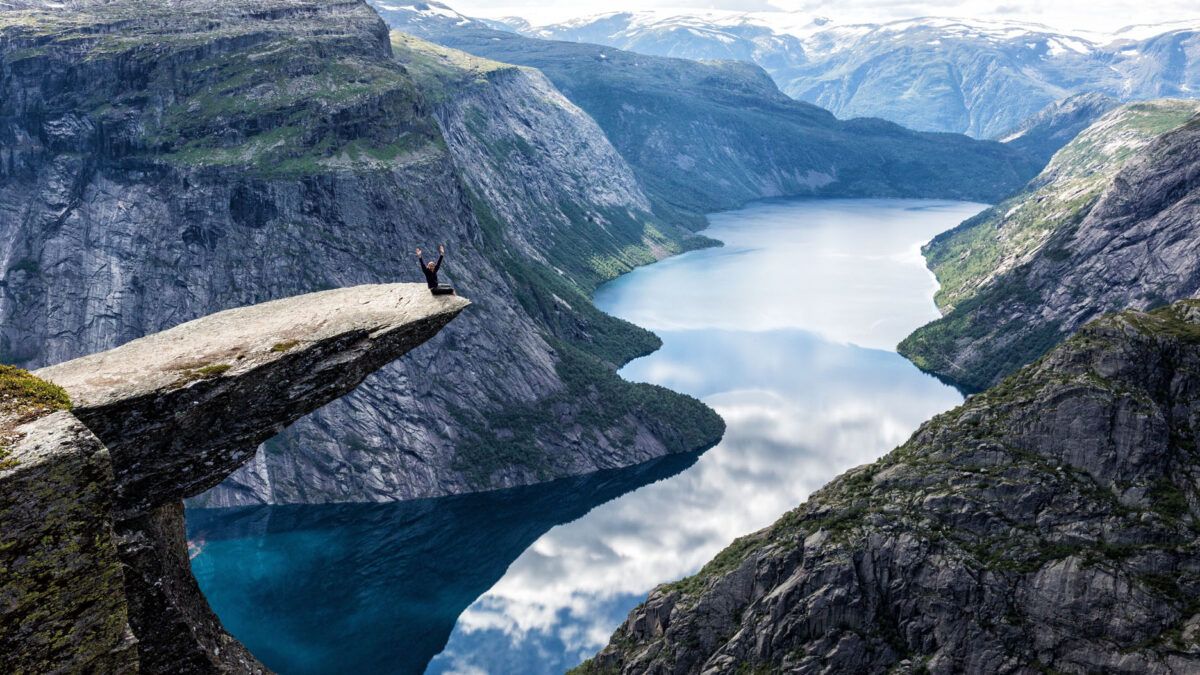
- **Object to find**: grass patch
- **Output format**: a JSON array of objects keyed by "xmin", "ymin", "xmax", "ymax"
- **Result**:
[
  {"xmin": 0, "ymin": 365, "xmax": 73, "ymax": 466},
  {"xmin": 194, "ymin": 364, "xmax": 231, "ymax": 378},
  {"xmin": 270, "ymin": 340, "xmax": 300, "ymax": 353},
  {"xmin": 174, "ymin": 362, "xmax": 233, "ymax": 387}
]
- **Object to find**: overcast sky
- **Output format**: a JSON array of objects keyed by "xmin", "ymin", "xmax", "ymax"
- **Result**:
[{"xmin": 447, "ymin": 0, "xmax": 1200, "ymax": 35}]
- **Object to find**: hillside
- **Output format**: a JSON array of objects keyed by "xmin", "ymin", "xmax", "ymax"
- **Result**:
[
  {"xmin": 999, "ymin": 92, "xmax": 1120, "ymax": 165},
  {"xmin": 527, "ymin": 11, "xmax": 1200, "ymax": 138},
  {"xmin": 899, "ymin": 101, "xmax": 1200, "ymax": 390},
  {"xmin": 0, "ymin": 0, "xmax": 722, "ymax": 506},
  {"xmin": 580, "ymin": 300, "xmax": 1200, "ymax": 673},
  {"xmin": 374, "ymin": 2, "xmax": 1042, "ymax": 217}
]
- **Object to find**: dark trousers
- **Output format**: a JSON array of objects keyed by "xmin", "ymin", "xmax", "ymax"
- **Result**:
[{"xmin": 430, "ymin": 284, "xmax": 455, "ymax": 296}]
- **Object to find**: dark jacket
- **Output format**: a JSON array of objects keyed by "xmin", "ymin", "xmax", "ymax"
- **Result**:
[{"xmin": 419, "ymin": 254, "xmax": 443, "ymax": 288}]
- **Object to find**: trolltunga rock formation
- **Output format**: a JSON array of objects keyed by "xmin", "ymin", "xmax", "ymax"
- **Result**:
[{"xmin": 2, "ymin": 284, "xmax": 467, "ymax": 673}]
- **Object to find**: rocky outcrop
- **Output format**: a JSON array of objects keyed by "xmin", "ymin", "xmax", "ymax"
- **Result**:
[
  {"xmin": 900, "ymin": 102, "xmax": 1200, "ymax": 391},
  {"xmin": 0, "ymin": 411, "xmax": 136, "ymax": 673},
  {"xmin": 581, "ymin": 300, "xmax": 1200, "ymax": 674},
  {"xmin": 37, "ymin": 284, "xmax": 468, "ymax": 517},
  {"xmin": 999, "ymin": 92, "xmax": 1120, "ymax": 165},
  {"xmin": 374, "ymin": 2, "xmax": 1042, "ymax": 217},
  {"xmin": 1, "ymin": 283, "xmax": 466, "ymax": 673},
  {"xmin": 0, "ymin": 0, "xmax": 721, "ymax": 506}
]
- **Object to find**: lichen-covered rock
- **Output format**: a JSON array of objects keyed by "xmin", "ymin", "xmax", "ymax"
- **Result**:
[
  {"xmin": 0, "ymin": 412, "xmax": 137, "ymax": 674},
  {"xmin": 583, "ymin": 300, "xmax": 1200, "ymax": 674}
]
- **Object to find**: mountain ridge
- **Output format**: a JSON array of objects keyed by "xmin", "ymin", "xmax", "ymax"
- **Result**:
[
  {"xmin": 521, "ymin": 9, "xmax": 1200, "ymax": 138},
  {"xmin": 374, "ymin": 1, "xmax": 1042, "ymax": 218},
  {"xmin": 578, "ymin": 298, "xmax": 1200, "ymax": 674},
  {"xmin": 899, "ymin": 100, "xmax": 1200, "ymax": 391}
]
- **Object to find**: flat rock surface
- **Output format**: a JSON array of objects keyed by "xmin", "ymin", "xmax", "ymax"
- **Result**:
[
  {"xmin": 35, "ymin": 283, "xmax": 468, "ymax": 517},
  {"xmin": 37, "ymin": 284, "xmax": 467, "ymax": 408}
]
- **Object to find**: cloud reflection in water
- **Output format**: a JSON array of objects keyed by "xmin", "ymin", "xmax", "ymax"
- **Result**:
[
  {"xmin": 189, "ymin": 198, "xmax": 985, "ymax": 674},
  {"xmin": 428, "ymin": 199, "xmax": 981, "ymax": 673}
]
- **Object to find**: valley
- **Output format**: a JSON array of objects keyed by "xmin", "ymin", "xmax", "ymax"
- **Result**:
[
  {"xmin": 3, "ymin": 0, "xmax": 1200, "ymax": 673},
  {"xmin": 189, "ymin": 198, "xmax": 976, "ymax": 673}
]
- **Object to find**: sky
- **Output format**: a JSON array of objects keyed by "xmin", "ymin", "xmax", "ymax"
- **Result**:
[{"xmin": 446, "ymin": 0, "xmax": 1200, "ymax": 36}]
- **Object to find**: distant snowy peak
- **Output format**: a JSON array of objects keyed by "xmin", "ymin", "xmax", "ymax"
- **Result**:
[
  {"xmin": 523, "ymin": 11, "xmax": 1200, "ymax": 56},
  {"xmin": 373, "ymin": 1, "xmax": 476, "ymax": 28},
  {"xmin": 1110, "ymin": 18, "xmax": 1200, "ymax": 42}
]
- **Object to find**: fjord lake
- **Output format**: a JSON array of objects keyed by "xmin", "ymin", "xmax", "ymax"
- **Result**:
[{"xmin": 188, "ymin": 198, "xmax": 985, "ymax": 674}]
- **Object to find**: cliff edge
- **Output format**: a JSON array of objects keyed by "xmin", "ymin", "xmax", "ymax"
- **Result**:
[{"xmin": 1, "ymin": 284, "xmax": 467, "ymax": 673}]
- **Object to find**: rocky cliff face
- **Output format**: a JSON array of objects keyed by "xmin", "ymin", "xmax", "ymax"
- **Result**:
[
  {"xmin": 580, "ymin": 300, "xmax": 1200, "ymax": 674},
  {"xmin": 1, "ymin": 284, "xmax": 464, "ymax": 673},
  {"xmin": 999, "ymin": 92, "xmax": 1120, "ymax": 166},
  {"xmin": 0, "ymin": 0, "xmax": 721, "ymax": 506},
  {"xmin": 375, "ymin": 3, "xmax": 1042, "ymax": 216},
  {"xmin": 900, "ymin": 102, "xmax": 1200, "ymax": 391}
]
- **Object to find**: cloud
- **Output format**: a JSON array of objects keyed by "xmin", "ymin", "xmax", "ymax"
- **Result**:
[{"xmin": 448, "ymin": 0, "xmax": 1200, "ymax": 34}]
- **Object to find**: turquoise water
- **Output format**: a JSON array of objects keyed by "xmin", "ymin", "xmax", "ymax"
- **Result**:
[{"xmin": 189, "ymin": 198, "xmax": 985, "ymax": 674}]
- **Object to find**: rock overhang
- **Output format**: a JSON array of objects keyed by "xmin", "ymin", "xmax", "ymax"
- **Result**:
[{"xmin": 34, "ymin": 283, "xmax": 469, "ymax": 518}]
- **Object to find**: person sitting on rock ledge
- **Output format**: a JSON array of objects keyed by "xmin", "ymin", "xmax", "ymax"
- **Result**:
[{"xmin": 417, "ymin": 245, "xmax": 455, "ymax": 296}]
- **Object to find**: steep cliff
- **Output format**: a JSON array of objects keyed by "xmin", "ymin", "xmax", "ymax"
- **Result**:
[
  {"xmin": 0, "ymin": 0, "xmax": 721, "ymax": 506},
  {"xmin": 580, "ymin": 300, "xmax": 1200, "ymax": 674},
  {"xmin": 374, "ymin": 3, "xmax": 1042, "ymax": 217},
  {"xmin": 1, "ymin": 284, "xmax": 464, "ymax": 673},
  {"xmin": 900, "ymin": 101, "xmax": 1200, "ymax": 390}
]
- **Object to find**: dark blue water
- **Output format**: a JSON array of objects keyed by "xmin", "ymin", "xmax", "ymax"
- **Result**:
[{"xmin": 189, "ymin": 198, "xmax": 985, "ymax": 674}]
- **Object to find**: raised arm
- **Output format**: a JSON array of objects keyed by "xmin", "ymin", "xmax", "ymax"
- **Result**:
[
  {"xmin": 416, "ymin": 247, "xmax": 425, "ymax": 268},
  {"xmin": 434, "ymin": 244, "xmax": 445, "ymax": 272}
]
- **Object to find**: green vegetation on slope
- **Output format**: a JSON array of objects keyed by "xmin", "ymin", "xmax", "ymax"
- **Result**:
[
  {"xmin": 924, "ymin": 100, "xmax": 1200, "ymax": 312},
  {"xmin": 2, "ymin": 2, "xmax": 441, "ymax": 177},
  {"xmin": 376, "ymin": 14, "xmax": 1042, "ymax": 221},
  {"xmin": 450, "ymin": 194, "xmax": 724, "ymax": 487},
  {"xmin": 900, "ymin": 100, "xmax": 1200, "ymax": 392},
  {"xmin": 393, "ymin": 32, "xmax": 717, "ymax": 292},
  {"xmin": 0, "ymin": 366, "xmax": 72, "ymax": 465}
]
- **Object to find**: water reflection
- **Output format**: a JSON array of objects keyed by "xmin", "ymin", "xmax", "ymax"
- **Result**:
[
  {"xmin": 187, "ymin": 452, "xmax": 701, "ymax": 675},
  {"xmin": 190, "ymin": 198, "xmax": 985, "ymax": 674},
  {"xmin": 425, "ymin": 199, "xmax": 979, "ymax": 673}
]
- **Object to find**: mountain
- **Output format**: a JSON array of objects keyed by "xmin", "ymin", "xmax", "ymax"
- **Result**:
[
  {"xmin": 578, "ymin": 299, "xmax": 1200, "ymax": 674},
  {"xmin": 0, "ymin": 0, "xmax": 722, "ymax": 506},
  {"xmin": 526, "ymin": 12, "xmax": 1200, "ymax": 139},
  {"xmin": 373, "ymin": 3, "xmax": 1041, "ymax": 217},
  {"xmin": 524, "ymin": 11, "xmax": 808, "ymax": 73},
  {"xmin": 899, "ymin": 100, "xmax": 1200, "ymax": 391},
  {"xmin": 998, "ymin": 92, "xmax": 1120, "ymax": 165}
]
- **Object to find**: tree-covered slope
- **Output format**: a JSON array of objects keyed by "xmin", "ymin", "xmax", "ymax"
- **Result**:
[
  {"xmin": 899, "ymin": 101, "xmax": 1200, "ymax": 391},
  {"xmin": 580, "ymin": 300, "xmax": 1200, "ymax": 673},
  {"xmin": 0, "ymin": 0, "xmax": 722, "ymax": 505},
  {"xmin": 375, "ymin": 3, "xmax": 1042, "ymax": 217}
]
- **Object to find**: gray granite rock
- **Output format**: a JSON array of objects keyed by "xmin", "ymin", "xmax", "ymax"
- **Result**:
[
  {"xmin": 0, "ymin": 0, "xmax": 721, "ymax": 506},
  {"xmin": 37, "ymin": 283, "xmax": 467, "ymax": 518},
  {"xmin": 582, "ymin": 300, "xmax": 1200, "ymax": 674}
]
